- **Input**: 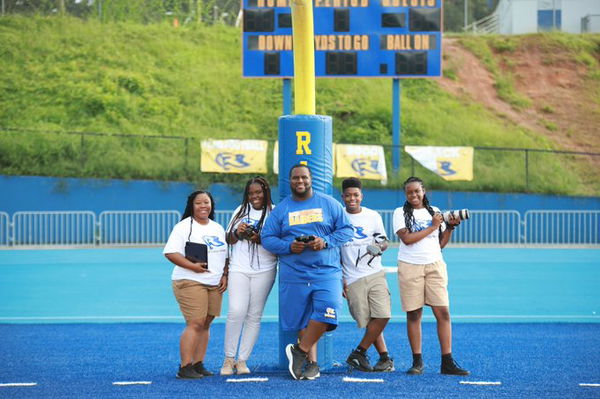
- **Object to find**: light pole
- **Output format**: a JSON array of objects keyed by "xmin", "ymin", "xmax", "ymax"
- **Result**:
[{"xmin": 464, "ymin": 0, "xmax": 468, "ymax": 30}]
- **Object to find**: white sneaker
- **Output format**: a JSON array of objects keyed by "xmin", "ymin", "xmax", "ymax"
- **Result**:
[
  {"xmin": 220, "ymin": 357, "xmax": 235, "ymax": 376},
  {"xmin": 236, "ymin": 360, "xmax": 251, "ymax": 375}
]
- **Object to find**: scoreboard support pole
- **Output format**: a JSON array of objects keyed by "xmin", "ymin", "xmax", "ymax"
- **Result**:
[
  {"xmin": 277, "ymin": 0, "xmax": 336, "ymax": 371},
  {"xmin": 392, "ymin": 78, "xmax": 402, "ymax": 173}
]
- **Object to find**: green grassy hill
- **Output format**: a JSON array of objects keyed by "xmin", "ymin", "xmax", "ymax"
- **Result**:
[{"xmin": 0, "ymin": 16, "xmax": 598, "ymax": 195}]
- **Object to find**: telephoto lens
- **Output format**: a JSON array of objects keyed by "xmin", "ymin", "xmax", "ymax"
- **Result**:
[{"xmin": 442, "ymin": 209, "xmax": 470, "ymax": 223}]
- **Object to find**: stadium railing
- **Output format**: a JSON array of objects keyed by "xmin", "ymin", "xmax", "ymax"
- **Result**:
[
  {"xmin": 1, "ymin": 209, "xmax": 598, "ymax": 247},
  {"xmin": 11, "ymin": 211, "xmax": 96, "ymax": 246},
  {"xmin": 98, "ymin": 210, "xmax": 181, "ymax": 246},
  {"xmin": 0, "ymin": 212, "xmax": 9, "ymax": 246},
  {"xmin": 524, "ymin": 210, "xmax": 600, "ymax": 245}
]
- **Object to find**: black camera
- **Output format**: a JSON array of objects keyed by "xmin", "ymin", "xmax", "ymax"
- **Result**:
[
  {"xmin": 240, "ymin": 225, "xmax": 259, "ymax": 239},
  {"xmin": 295, "ymin": 235, "xmax": 316, "ymax": 243}
]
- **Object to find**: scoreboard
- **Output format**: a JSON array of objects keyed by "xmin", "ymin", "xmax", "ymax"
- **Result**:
[{"xmin": 242, "ymin": 0, "xmax": 442, "ymax": 78}]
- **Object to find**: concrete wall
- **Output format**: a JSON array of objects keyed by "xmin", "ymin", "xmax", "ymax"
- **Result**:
[{"xmin": 1, "ymin": 175, "xmax": 598, "ymax": 216}]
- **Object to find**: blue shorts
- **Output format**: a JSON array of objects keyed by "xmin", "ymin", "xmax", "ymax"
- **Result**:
[{"xmin": 279, "ymin": 279, "xmax": 343, "ymax": 332}]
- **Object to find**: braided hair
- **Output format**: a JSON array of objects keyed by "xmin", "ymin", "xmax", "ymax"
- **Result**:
[
  {"xmin": 402, "ymin": 177, "xmax": 436, "ymax": 233},
  {"xmin": 181, "ymin": 190, "xmax": 215, "ymax": 221},
  {"xmin": 228, "ymin": 176, "xmax": 273, "ymax": 269}
]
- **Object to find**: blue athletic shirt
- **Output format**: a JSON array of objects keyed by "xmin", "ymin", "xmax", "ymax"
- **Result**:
[{"xmin": 261, "ymin": 191, "xmax": 353, "ymax": 283}]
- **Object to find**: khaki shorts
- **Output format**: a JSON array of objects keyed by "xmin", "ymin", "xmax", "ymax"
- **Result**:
[
  {"xmin": 172, "ymin": 279, "xmax": 222, "ymax": 323},
  {"xmin": 397, "ymin": 260, "xmax": 449, "ymax": 312},
  {"xmin": 346, "ymin": 270, "xmax": 392, "ymax": 328}
]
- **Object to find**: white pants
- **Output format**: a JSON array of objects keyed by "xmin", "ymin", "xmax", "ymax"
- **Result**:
[{"xmin": 224, "ymin": 268, "xmax": 276, "ymax": 361}]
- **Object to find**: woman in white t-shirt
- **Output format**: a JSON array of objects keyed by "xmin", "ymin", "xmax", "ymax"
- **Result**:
[
  {"xmin": 393, "ymin": 177, "xmax": 469, "ymax": 376},
  {"xmin": 220, "ymin": 177, "xmax": 277, "ymax": 376},
  {"xmin": 163, "ymin": 190, "xmax": 228, "ymax": 379}
]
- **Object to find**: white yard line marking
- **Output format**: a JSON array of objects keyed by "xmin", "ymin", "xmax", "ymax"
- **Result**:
[
  {"xmin": 460, "ymin": 381, "xmax": 502, "ymax": 386},
  {"xmin": 343, "ymin": 377, "xmax": 384, "ymax": 383},
  {"xmin": 112, "ymin": 381, "xmax": 152, "ymax": 386},
  {"xmin": 579, "ymin": 383, "xmax": 600, "ymax": 387},
  {"xmin": 226, "ymin": 377, "xmax": 269, "ymax": 383},
  {"xmin": 0, "ymin": 383, "xmax": 37, "ymax": 387}
]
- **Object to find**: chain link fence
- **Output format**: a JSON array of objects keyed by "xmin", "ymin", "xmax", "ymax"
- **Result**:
[{"xmin": 1, "ymin": 127, "xmax": 598, "ymax": 195}]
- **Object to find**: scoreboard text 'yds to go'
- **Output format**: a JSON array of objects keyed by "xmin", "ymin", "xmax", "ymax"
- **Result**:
[{"xmin": 242, "ymin": 0, "xmax": 442, "ymax": 78}]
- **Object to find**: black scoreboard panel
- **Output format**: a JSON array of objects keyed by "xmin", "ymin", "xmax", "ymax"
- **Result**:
[{"xmin": 242, "ymin": 0, "xmax": 442, "ymax": 78}]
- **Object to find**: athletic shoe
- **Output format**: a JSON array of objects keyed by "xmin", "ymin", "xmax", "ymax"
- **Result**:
[
  {"xmin": 285, "ymin": 343, "xmax": 307, "ymax": 380},
  {"xmin": 192, "ymin": 361, "xmax": 214, "ymax": 376},
  {"xmin": 177, "ymin": 363, "xmax": 203, "ymax": 379},
  {"xmin": 301, "ymin": 361, "xmax": 320, "ymax": 380},
  {"xmin": 235, "ymin": 360, "xmax": 251, "ymax": 375},
  {"xmin": 220, "ymin": 357, "xmax": 235, "ymax": 376},
  {"xmin": 441, "ymin": 358, "xmax": 470, "ymax": 375},
  {"xmin": 346, "ymin": 349, "xmax": 373, "ymax": 372},
  {"xmin": 373, "ymin": 356, "xmax": 395, "ymax": 372},
  {"xmin": 406, "ymin": 363, "xmax": 424, "ymax": 375}
]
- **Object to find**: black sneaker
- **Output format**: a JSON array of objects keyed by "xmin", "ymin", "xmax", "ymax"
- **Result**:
[
  {"xmin": 346, "ymin": 349, "xmax": 373, "ymax": 372},
  {"xmin": 301, "ymin": 361, "xmax": 321, "ymax": 380},
  {"xmin": 441, "ymin": 358, "xmax": 470, "ymax": 375},
  {"xmin": 192, "ymin": 361, "xmax": 214, "ymax": 376},
  {"xmin": 285, "ymin": 343, "xmax": 307, "ymax": 380},
  {"xmin": 406, "ymin": 363, "xmax": 424, "ymax": 375},
  {"xmin": 373, "ymin": 356, "xmax": 395, "ymax": 372},
  {"xmin": 177, "ymin": 363, "xmax": 203, "ymax": 379}
]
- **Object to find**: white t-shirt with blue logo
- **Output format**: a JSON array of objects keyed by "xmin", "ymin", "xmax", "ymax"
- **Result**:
[
  {"xmin": 227, "ymin": 204, "xmax": 277, "ymax": 274},
  {"xmin": 163, "ymin": 217, "xmax": 228, "ymax": 286},
  {"xmin": 393, "ymin": 206, "xmax": 445, "ymax": 265},
  {"xmin": 341, "ymin": 207, "xmax": 387, "ymax": 286}
]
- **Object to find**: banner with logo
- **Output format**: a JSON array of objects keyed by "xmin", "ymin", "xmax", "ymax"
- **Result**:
[
  {"xmin": 405, "ymin": 146, "xmax": 474, "ymax": 181},
  {"xmin": 335, "ymin": 144, "xmax": 387, "ymax": 183},
  {"xmin": 201, "ymin": 139, "xmax": 268, "ymax": 174}
]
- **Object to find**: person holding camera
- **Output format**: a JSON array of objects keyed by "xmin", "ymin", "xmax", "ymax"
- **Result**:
[
  {"xmin": 339, "ymin": 178, "xmax": 394, "ymax": 373},
  {"xmin": 261, "ymin": 164, "xmax": 353, "ymax": 380},
  {"xmin": 220, "ymin": 177, "xmax": 277, "ymax": 376},
  {"xmin": 163, "ymin": 190, "xmax": 228, "ymax": 379},
  {"xmin": 393, "ymin": 176, "xmax": 469, "ymax": 376}
]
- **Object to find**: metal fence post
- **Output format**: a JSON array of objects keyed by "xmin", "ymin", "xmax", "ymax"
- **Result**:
[{"xmin": 525, "ymin": 149, "xmax": 529, "ymax": 191}]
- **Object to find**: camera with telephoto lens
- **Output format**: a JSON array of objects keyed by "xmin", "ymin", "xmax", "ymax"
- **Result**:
[
  {"xmin": 442, "ymin": 209, "xmax": 470, "ymax": 223},
  {"xmin": 295, "ymin": 235, "xmax": 316, "ymax": 243}
]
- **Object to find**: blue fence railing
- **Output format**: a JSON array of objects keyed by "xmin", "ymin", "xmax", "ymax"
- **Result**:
[{"xmin": 0, "ymin": 209, "xmax": 598, "ymax": 247}]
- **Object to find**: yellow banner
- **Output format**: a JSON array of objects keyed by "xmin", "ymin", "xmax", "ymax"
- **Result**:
[
  {"xmin": 201, "ymin": 140, "xmax": 268, "ymax": 174},
  {"xmin": 335, "ymin": 144, "xmax": 387, "ymax": 182},
  {"xmin": 405, "ymin": 146, "xmax": 474, "ymax": 181}
]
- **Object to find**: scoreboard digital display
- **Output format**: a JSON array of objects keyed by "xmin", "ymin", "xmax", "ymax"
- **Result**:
[{"xmin": 242, "ymin": 0, "xmax": 442, "ymax": 78}]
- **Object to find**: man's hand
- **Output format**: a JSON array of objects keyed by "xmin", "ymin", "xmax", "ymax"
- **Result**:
[
  {"xmin": 308, "ymin": 237, "xmax": 326, "ymax": 251},
  {"xmin": 290, "ymin": 240, "xmax": 306, "ymax": 254}
]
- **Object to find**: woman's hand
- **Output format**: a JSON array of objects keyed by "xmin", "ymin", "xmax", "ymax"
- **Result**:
[
  {"xmin": 218, "ymin": 273, "xmax": 228, "ymax": 293},
  {"xmin": 193, "ymin": 262, "xmax": 210, "ymax": 273},
  {"xmin": 432, "ymin": 212, "xmax": 443, "ymax": 228}
]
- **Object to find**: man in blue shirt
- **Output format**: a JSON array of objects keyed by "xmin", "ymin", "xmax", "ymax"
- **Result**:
[{"xmin": 261, "ymin": 164, "xmax": 353, "ymax": 380}]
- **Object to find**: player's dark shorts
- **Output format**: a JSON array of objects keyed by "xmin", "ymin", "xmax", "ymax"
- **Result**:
[{"xmin": 279, "ymin": 279, "xmax": 343, "ymax": 331}]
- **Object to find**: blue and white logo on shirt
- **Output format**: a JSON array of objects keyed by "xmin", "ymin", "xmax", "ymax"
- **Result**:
[
  {"xmin": 203, "ymin": 235, "xmax": 226, "ymax": 250},
  {"xmin": 412, "ymin": 219, "xmax": 432, "ymax": 232}
]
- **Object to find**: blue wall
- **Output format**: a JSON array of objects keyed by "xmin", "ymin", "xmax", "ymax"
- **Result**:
[{"xmin": 2, "ymin": 175, "xmax": 599, "ymax": 215}]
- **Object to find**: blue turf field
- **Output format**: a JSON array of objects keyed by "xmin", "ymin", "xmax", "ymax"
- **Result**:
[
  {"xmin": 0, "ymin": 247, "xmax": 599, "ymax": 398},
  {"xmin": 0, "ymin": 248, "xmax": 598, "ymax": 322}
]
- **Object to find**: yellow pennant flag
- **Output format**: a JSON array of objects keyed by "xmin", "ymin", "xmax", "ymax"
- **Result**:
[
  {"xmin": 201, "ymin": 140, "xmax": 268, "ymax": 174},
  {"xmin": 335, "ymin": 144, "xmax": 387, "ymax": 183},
  {"xmin": 405, "ymin": 146, "xmax": 474, "ymax": 181}
]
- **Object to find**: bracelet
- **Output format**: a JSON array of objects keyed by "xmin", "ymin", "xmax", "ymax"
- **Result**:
[{"xmin": 233, "ymin": 230, "xmax": 240, "ymax": 240}]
